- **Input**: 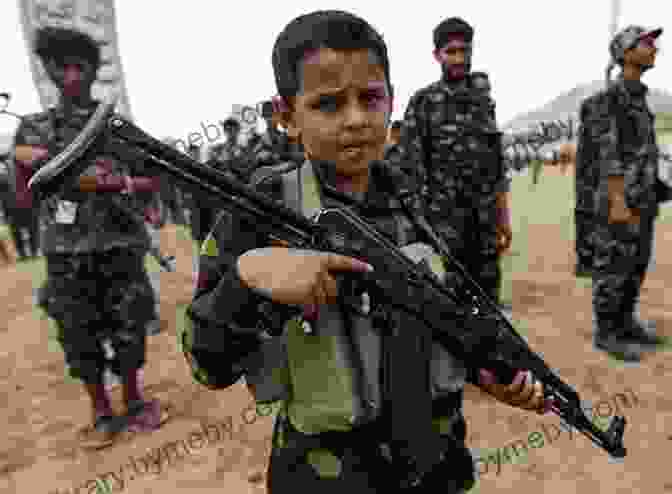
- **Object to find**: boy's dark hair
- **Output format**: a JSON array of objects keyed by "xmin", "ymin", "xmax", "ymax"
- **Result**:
[
  {"xmin": 272, "ymin": 10, "xmax": 392, "ymax": 101},
  {"xmin": 433, "ymin": 17, "xmax": 473, "ymax": 49},
  {"xmin": 34, "ymin": 27, "xmax": 101, "ymax": 69}
]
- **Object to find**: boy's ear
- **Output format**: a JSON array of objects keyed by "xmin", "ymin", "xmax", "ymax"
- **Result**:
[
  {"xmin": 432, "ymin": 49, "xmax": 443, "ymax": 64},
  {"xmin": 277, "ymin": 109, "xmax": 300, "ymax": 140}
]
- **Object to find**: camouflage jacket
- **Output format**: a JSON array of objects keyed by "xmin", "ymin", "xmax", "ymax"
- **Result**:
[
  {"xmin": 181, "ymin": 159, "xmax": 479, "ymax": 416},
  {"xmin": 591, "ymin": 78, "xmax": 660, "ymax": 217},
  {"xmin": 390, "ymin": 73, "xmax": 510, "ymax": 218},
  {"xmin": 12, "ymin": 102, "xmax": 158, "ymax": 254}
]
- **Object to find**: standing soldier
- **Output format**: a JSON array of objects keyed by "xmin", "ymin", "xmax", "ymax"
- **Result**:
[
  {"xmin": 17, "ymin": 27, "xmax": 169, "ymax": 448},
  {"xmin": 588, "ymin": 26, "xmax": 666, "ymax": 361},
  {"xmin": 9, "ymin": 146, "xmax": 41, "ymax": 260},
  {"xmin": 391, "ymin": 17, "xmax": 511, "ymax": 308}
]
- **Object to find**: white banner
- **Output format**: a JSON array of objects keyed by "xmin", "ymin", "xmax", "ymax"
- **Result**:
[{"xmin": 17, "ymin": 0, "xmax": 133, "ymax": 119}]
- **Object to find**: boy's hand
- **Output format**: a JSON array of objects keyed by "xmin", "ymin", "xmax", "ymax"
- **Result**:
[
  {"xmin": 479, "ymin": 369, "xmax": 552, "ymax": 415},
  {"xmin": 237, "ymin": 247, "xmax": 373, "ymax": 306}
]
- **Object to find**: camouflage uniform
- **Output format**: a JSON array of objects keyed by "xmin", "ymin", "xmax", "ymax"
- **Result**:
[
  {"xmin": 591, "ymin": 78, "xmax": 660, "ymax": 336},
  {"xmin": 574, "ymin": 94, "xmax": 608, "ymax": 275},
  {"xmin": 16, "ymin": 103, "xmax": 157, "ymax": 384},
  {"xmin": 181, "ymin": 160, "xmax": 478, "ymax": 493},
  {"xmin": 391, "ymin": 72, "xmax": 509, "ymax": 302}
]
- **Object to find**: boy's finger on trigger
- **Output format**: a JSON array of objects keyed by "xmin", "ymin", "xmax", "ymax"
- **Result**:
[{"xmin": 325, "ymin": 253, "xmax": 373, "ymax": 273}]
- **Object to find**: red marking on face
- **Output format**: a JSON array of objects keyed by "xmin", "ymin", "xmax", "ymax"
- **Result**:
[
  {"xmin": 365, "ymin": 82, "xmax": 390, "ymax": 112},
  {"xmin": 302, "ymin": 49, "xmax": 322, "ymax": 65},
  {"xmin": 63, "ymin": 64, "xmax": 83, "ymax": 97}
]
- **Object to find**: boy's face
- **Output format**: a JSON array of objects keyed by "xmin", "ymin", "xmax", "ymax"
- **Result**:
[
  {"xmin": 44, "ymin": 54, "xmax": 97, "ymax": 99},
  {"xmin": 285, "ymin": 47, "xmax": 391, "ymax": 178}
]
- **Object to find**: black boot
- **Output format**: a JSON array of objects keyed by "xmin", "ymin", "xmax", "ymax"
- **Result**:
[
  {"xmin": 622, "ymin": 314, "xmax": 665, "ymax": 347},
  {"xmin": 593, "ymin": 320, "xmax": 642, "ymax": 362}
]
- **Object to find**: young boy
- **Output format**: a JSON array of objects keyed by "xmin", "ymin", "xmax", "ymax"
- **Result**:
[
  {"xmin": 16, "ymin": 27, "xmax": 169, "ymax": 448},
  {"xmin": 182, "ymin": 10, "xmax": 550, "ymax": 493}
]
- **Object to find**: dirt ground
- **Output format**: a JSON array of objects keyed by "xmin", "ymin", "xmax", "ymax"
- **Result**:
[{"xmin": 1, "ymin": 174, "xmax": 671, "ymax": 494}]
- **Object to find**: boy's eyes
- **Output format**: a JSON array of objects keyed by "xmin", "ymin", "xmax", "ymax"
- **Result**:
[{"xmin": 313, "ymin": 91, "xmax": 386, "ymax": 112}]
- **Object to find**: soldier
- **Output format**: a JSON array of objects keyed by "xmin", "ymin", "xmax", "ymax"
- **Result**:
[
  {"xmin": 181, "ymin": 10, "xmax": 550, "ymax": 493},
  {"xmin": 8, "ymin": 146, "xmax": 41, "ymax": 260},
  {"xmin": 187, "ymin": 142, "xmax": 219, "ymax": 244},
  {"xmin": 589, "ymin": 26, "xmax": 666, "ymax": 361},
  {"xmin": 391, "ymin": 17, "xmax": 511, "ymax": 308},
  {"xmin": 16, "ymin": 27, "xmax": 169, "ymax": 448}
]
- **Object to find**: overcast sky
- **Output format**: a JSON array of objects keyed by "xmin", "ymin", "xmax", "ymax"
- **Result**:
[{"xmin": 0, "ymin": 1, "xmax": 669, "ymax": 143}]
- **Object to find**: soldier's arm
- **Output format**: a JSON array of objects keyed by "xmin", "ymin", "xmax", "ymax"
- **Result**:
[
  {"xmin": 180, "ymin": 178, "xmax": 296, "ymax": 389},
  {"xmin": 389, "ymin": 91, "xmax": 430, "ymax": 187},
  {"xmin": 11, "ymin": 117, "xmax": 51, "ymax": 203},
  {"xmin": 601, "ymin": 95, "xmax": 631, "ymax": 210}
]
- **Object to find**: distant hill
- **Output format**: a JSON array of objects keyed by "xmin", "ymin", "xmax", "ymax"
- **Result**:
[{"xmin": 504, "ymin": 80, "xmax": 672, "ymax": 133}]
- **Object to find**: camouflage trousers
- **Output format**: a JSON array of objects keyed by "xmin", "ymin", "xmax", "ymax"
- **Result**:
[
  {"xmin": 266, "ymin": 405, "xmax": 473, "ymax": 493},
  {"xmin": 429, "ymin": 205, "xmax": 501, "ymax": 304},
  {"xmin": 575, "ymin": 210, "xmax": 596, "ymax": 270},
  {"xmin": 592, "ymin": 214, "xmax": 655, "ymax": 335},
  {"xmin": 40, "ymin": 247, "xmax": 155, "ymax": 384}
]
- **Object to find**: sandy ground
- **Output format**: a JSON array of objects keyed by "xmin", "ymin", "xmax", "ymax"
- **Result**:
[{"xmin": 1, "ymin": 179, "xmax": 671, "ymax": 493}]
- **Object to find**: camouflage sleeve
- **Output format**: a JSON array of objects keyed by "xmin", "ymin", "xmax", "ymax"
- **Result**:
[
  {"xmin": 390, "ymin": 91, "xmax": 430, "ymax": 187},
  {"xmin": 600, "ymin": 93, "xmax": 627, "ymax": 177},
  {"xmin": 11, "ymin": 115, "xmax": 50, "ymax": 199},
  {"xmin": 180, "ymin": 178, "xmax": 295, "ymax": 389}
]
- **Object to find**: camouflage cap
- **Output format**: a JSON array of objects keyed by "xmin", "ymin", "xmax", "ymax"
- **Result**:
[{"xmin": 610, "ymin": 25, "xmax": 663, "ymax": 63}]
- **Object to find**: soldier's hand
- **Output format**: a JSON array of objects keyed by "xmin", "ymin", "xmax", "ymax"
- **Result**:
[
  {"xmin": 608, "ymin": 198, "xmax": 640, "ymax": 225},
  {"xmin": 237, "ymin": 247, "xmax": 374, "ymax": 306}
]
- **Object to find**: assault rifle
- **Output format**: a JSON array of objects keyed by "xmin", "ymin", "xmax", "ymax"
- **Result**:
[{"xmin": 28, "ymin": 92, "xmax": 627, "ymax": 461}]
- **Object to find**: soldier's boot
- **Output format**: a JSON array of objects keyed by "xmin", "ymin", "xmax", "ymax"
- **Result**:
[
  {"xmin": 593, "ymin": 319, "xmax": 642, "ymax": 362},
  {"xmin": 622, "ymin": 313, "xmax": 665, "ymax": 347}
]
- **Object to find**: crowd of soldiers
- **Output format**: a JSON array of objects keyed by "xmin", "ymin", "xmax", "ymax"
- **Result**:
[{"xmin": 4, "ymin": 11, "xmax": 668, "ymax": 493}]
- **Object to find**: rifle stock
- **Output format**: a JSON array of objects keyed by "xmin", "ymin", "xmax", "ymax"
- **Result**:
[{"xmin": 28, "ymin": 104, "xmax": 627, "ymax": 460}]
